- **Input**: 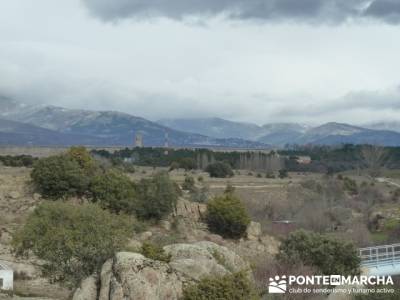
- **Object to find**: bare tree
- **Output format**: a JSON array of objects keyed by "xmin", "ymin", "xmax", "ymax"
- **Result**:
[{"xmin": 361, "ymin": 145, "xmax": 388, "ymax": 178}]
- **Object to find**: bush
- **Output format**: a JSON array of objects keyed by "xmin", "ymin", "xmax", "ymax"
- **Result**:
[
  {"xmin": 278, "ymin": 169, "xmax": 288, "ymax": 179},
  {"xmin": 265, "ymin": 172, "xmax": 275, "ymax": 179},
  {"xmin": 179, "ymin": 158, "xmax": 197, "ymax": 171},
  {"xmin": 140, "ymin": 241, "xmax": 171, "ymax": 263},
  {"xmin": 12, "ymin": 202, "xmax": 133, "ymax": 286},
  {"xmin": 205, "ymin": 162, "xmax": 234, "ymax": 178},
  {"xmin": 169, "ymin": 161, "xmax": 180, "ymax": 171},
  {"xmin": 191, "ymin": 185, "xmax": 209, "ymax": 203},
  {"xmin": 183, "ymin": 271, "xmax": 259, "ymax": 300},
  {"xmin": 136, "ymin": 172, "xmax": 178, "ymax": 220},
  {"xmin": 343, "ymin": 177, "xmax": 358, "ymax": 195},
  {"xmin": 206, "ymin": 194, "xmax": 250, "ymax": 239},
  {"xmin": 31, "ymin": 155, "xmax": 90, "ymax": 199},
  {"xmin": 67, "ymin": 146, "xmax": 96, "ymax": 172},
  {"xmin": 0, "ymin": 155, "xmax": 37, "ymax": 167},
  {"xmin": 277, "ymin": 230, "xmax": 360, "ymax": 276},
  {"xmin": 90, "ymin": 169, "xmax": 137, "ymax": 214},
  {"xmin": 224, "ymin": 182, "xmax": 235, "ymax": 195},
  {"xmin": 182, "ymin": 175, "xmax": 196, "ymax": 192}
]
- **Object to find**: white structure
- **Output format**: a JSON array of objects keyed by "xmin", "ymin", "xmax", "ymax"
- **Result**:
[
  {"xmin": 134, "ymin": 133, "xmax": 143, "ymax": 148},
  {"xmin": 0, "ymin": 261, "xmax": 13, "ymax": 291}
]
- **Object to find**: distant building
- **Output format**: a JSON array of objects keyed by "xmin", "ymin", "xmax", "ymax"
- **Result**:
[
  {"xmin": 0, "ymin": 261, "xmax": 13, "ymax": 292},
  {"xmin": 164, "ymin": 131, "xmax": 169, "ymax": 155},
  {"xmin": 134, "ymin": 133, "xmax": 143, "ymax": 148},
  {"xmin": 296, "ymin": 156, "xmax": 312, "ymax": 164}
]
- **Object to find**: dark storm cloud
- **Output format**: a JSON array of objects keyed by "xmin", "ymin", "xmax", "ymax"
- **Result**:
[
  {"xmin": 82, "ymin": 0, "xmax": 400, "ymax": 24},
  {"xmin": 365, "ymin": 0, "xmax": 400, "ymax": 23}
]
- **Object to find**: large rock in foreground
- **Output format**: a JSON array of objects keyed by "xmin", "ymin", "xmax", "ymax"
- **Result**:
[{"xmin": 75, "ymin": 241, "xmax": 250, "ymax": 300}]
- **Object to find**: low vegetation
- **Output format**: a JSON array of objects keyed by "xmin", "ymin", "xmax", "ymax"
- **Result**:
[
  {"xmin": 140, "ymin": 241, "xmax": 171, "ymax": 263},
  {"xmin": 31, "ymin": 154, "xmax": 91, "ymax": 199},
  {"xmin": 135, "ymin": 172, "xmax": 178, "ymax": 220},
  {"xmin": 90, "ymin": 169, "xmax": 137, "ymax": 214},
  {"xmin": 206, "ymin": 194, "xmax": 250, "ymax": 239},
  {"xmin": 12, "ymin": 202, "xmax": 133, "ymax": 286},
  {"xmin": 0, "ymin": 154, "xmax": 37, "ymax": 167},
  {"xmin": 205, "ymin": 162, "xmax": 234, "ymax": 178},
  {"xmin": 277, "ymin": 230, "xmax": 360, "ymax": 276},
  {"xmin": 182, "ymin": 272, "xmax": 259, "ymax": 300}
]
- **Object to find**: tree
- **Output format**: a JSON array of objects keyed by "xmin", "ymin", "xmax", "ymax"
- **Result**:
[
  {"xmin": 179, "ymin": 158, "xmax": 197, "ymax": 171},
  {"xmin": 205, "ymin": 162, "xmax": 234, "ymax": 178},
  {"xmin": 136, "ymin": 172, "xmax": 178, "ymax": 220},
  {"xmin": 31, "ymin": 155, "xmax": 90, "ymax": 199},
  {"xmin": 361, "ymin": 145, "xmax": 388, "ymax": 178},
  {"xmin": 277, "ymin": 230, "xmax": 360, "ymax": 276},
  {"xmin": 90, "ymin": 169, "xmax": 137, "ymax": 214},
  {"xmin": 183, "ymin": 272, "xmax": 259, "ymax": 300},
  {"xmin": 12, "ymin": 202, "xmax": 133, "ymax": 286},
  {"xmin": 206, "ymin": 194, "xmax": 250, "ymax": 239},
  {"xmin": 182, "ymin": 175, "xmax": 196, "ymax": 192},
  {"xmin": 67, "ymin": 146, "xmax": 96, "ymax": 172}
]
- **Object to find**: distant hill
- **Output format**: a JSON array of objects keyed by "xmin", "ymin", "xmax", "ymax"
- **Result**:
[
  {"xmin": 0, "ymin": 98, "xmax": 268, "ymax": 148},
  {"xmin": 364, "ymin": 122, "xmax": 400, "ymax": 133},
  {"xmin": 2, "ymin": 97, "xmax": 400, "ymax": 147},
  {"xmin": 293, "ymin": 122, "xmax": 400, "ymax": 146},
  {"xmin": 0, "ymin": 119, "xmax": 106, "ymax": 146},
  {"xmin": 158, "ymin": 118, "xmax": 309, "ymax": 144},
  {"xmin": 158, "ymin": 118, "xmax": 400, "ymax": 147},
  {"xmin": 158, "ymin": 117, "xmax": 265, "ymax": 140}
]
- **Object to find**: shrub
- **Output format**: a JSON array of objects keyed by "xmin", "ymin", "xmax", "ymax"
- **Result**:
[
  {"xmin": 179, "ymin": 158, "xmax": 197, "ymax": 171},
  {"xmin": 90, "ymin": 169, "xmax": 137, "ymax": 214},
  {"xmin": 277, "ymin": 230, "xmax": 360, "ymax": 276},
  {"xmin": 278, "ymin": 169, "xmax": 288, "ymax": 179},
  {"xmin": 169, "ymin": 161, "xmax": 180, "ymax": 171},
  {"xmin": 343, "ymin": 177, "xmax": 358, "ymax": 195},
  {"xmin": 136, "ymin": 172, "xmax": 178, "ymax": 220},
  {"xmin": 206, "ymin": 194, "xmax": 250, "ymax": 239},
  {"xmin": 140, "ymin": 241, "xmax": 171, "ymax": 263},
  {"xmin": 265, "ymin": 172, "xmax": 275, "ymax": 179},
  {"xmin": 183, "ymin": 271, "xmax": 259, "ymax": 300},
  {"xmin": 182, "ymin": 175, "xmax": 196, "ymax": 192},
  {"xmin": 12, "ymin": 202, "xmax": 133, "ymax": 286},
  {"xmin": 0, "ymin": 155, "xmax": 37, "ymax": 167},
  {"xmin": 205, "ymin": 162, "xmax": 234, "ymax": 178},
  {"xmin": 191, "ymin": 185, "xmax": 209, "ymax": 203},
  {"xmin": 31, "ymin": 155, "xmax": 90, "ymax": 199},
  {"xmin": 224, "ymin": 182, "xmax": 235, "ymax": 195},
  {"xmin": 67, "ymin": 146, "xmax": 96, "ymax": 172}
]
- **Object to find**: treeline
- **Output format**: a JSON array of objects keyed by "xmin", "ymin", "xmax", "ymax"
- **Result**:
[
  {"xmin": 91, "ymin": 147, "xmax": 283, "ymax": 172},
  {"xmin": 280, "ymin": 144, "xmax": 400, "ymax": 173},
  {"xmin": 0, "ymin": 155, "xmax": 37, "ymax": 167}
]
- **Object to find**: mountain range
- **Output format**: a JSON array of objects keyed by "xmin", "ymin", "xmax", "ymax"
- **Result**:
[
  {"xmin": 159, "ymin": 118, "xmax": 400, "ymax": 147},
  {"xmin": 0, "ymin": 97, "xmax": 267, "ymax": 148},
  {"xmin": 1, "ymin": 96, "xmax": 400, "ymax": 148}
]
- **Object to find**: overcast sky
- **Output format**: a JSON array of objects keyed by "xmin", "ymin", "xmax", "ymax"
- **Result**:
[{"xmin": 1, "ymin": 0, "xmax": 400, "ymax": 125}]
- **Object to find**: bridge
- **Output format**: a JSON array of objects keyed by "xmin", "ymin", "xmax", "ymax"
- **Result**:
[{"xmin": 360, "ymin": 243, "xmax": 400, "ymax": 276}]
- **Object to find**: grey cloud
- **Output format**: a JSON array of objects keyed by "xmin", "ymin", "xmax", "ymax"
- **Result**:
[
  {"xmin": 82, "ymin": 0, "xmax": 400, "ymax": 24},
  {"xmin": 365, "ymin": 0, "xmax": 400, "ymax": 23}
]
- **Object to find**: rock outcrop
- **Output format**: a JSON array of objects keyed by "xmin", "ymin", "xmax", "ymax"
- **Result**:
[
  {"xmin": 72, "ymin": 276, "xmax": 98, "ymax": 300},
  {"xmin": 75, "ymin": 241, "xmax": 250, "ymax": 300}
]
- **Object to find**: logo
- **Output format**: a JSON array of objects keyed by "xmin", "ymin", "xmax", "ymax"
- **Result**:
[
  {"xmin": 268, "ymin": 275, "xmax": 287, "ymax": 294},
  {"xmin": 267, "ymin": 274, "xmax": 394, "ymax": 294}
]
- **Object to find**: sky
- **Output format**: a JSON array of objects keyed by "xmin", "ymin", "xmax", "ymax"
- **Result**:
[{"xmin": 1, "ymin": 0, "xmax": 400, "ymax": 125}]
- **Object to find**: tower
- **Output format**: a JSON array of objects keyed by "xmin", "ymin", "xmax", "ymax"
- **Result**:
[
  {"xmin": 164, "ymin": 130, "xmax": 169, "ymax": 155},
  {"xmin": 134, "ymin": 133, "xmax": 143, "ymax": 148}
]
